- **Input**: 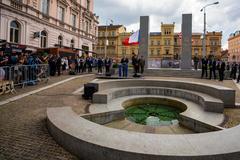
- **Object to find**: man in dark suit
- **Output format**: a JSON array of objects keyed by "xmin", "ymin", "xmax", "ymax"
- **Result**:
[
  {"xmin": 201, "ymin": 56, "xmax": 208, "ymax": 78},
  {"xmin": 219, "ymin": 60, "xmax": 226, "ymax": 81},
  {"xmin": 209, "ymin": 57, "xmax": 217, "ymax": 80},
  {"xmin": 230, "ymin": 62, "xmax": 237, "ymax": 80},
  {"xmin": 237, "ymin": 63, "xmax": 240, "ymax": 83}
]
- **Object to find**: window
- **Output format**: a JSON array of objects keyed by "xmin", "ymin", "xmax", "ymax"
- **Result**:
[
  {"xmin": 72, "ymin": 14, "xmax": 76, "ymax": 27},
  {"xmin": 157, "ymin": 41, "xmax": 160, "ymax": 45},
  {"xmin": 71, "ymin": 39, "xmax": 74, "ymax": 48},
  {"xmin": 157, "ymin": 50, "xmax": 160, "ymax": 55},
  {"xmin": 112, "ymin": 31, "xmax": 115, "ymax": 36},
  {"xmin": 58, "ymin": 36, "xmax": 63, "ymax": 46},
  {"xmin": 174, "ymin": 38, "xmax": 177, "ymax": 44},
  {"xmin": 151, "ymin": 50, "xmax": 154, "ymax": 55},
  {"xmin": 10, "ymin": 21, "xmax": 20, "ymax": 43},
  {"xmin": 165, "ymin": 29, "xmax": 171, "ymax": 35},
  {"xmin": 86, "ymin": 0, "xmax": 90, "ymax": 10},
  {"xmin": 40, "ymin": 31, "xmax": 47, "ymax": 48},
  {"xmin": 41, "ymin": 0, "xmax": 49, "ymax": 15},
  {"xmin": 151, "ymin": 41, "xmax": 154, "ymax": 46},
  {"xmin": 85, "ymin": 21, "xmax": 89, "ymax": 33},
  {"xmin": 58, "ymin": 6, "xmax": 64, "ymax": 22},
  {"xmin": 166, "ymin": 49, "xmax": 169, "ymax": 55},
  {"xmin": 164, "ymin": 39, "xmax": 171, "ymax": 46}
]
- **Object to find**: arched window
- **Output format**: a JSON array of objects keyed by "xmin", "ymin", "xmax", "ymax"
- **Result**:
[
  {"xmin": 58, "ymin": 36, "xmax": 63, "ymax": 47},
  {"xmin": 70, "ymin": 39, "xmax": 74, "ymax": 48},
  {"xmin": 10, "ymin": 21, "xmax": 20, "ymax": 43},
  {"xmin": 40, "ymin": 31, "xmax": 47, "ymax": 48}
]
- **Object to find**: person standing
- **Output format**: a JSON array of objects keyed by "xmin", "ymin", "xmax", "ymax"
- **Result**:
[
  {"xmin": 75, "ymin": 56, "xmax": 80, "ymax": 74},
  {"xmin": 226, "ymin": 62, "xmax": 230, "ymax": 71},
  {"xmin": 212, "ymin": 58, "xmax": 217, "ymax": 80},
  {"xmin": 121, "ymin": 56, "xmax": 129, "ymax": 77},
  {"xmin": 201, "ymin": 56, "xmax": 208, "ymax": 78},
  {"xmin": 139, "ymin": 56, "xmax": 145, "ymax": 74},
  {"xmin": 0, "ymin": 51, "xmax": 8, "ymax": 66},
  {"xmin": 219, "ymin": 60, "xmax": 226, "ymax": 81},
  {"xmin": 86, "ymin": 57, "xmax": 92, "ymax": 73},
  {"xmin": 237, "ymin": 63, "xmax": 240, "ymax": 83},
  {"xmin": 97, "ymin": 57, "xmax": 103, "ymax": 74},
  {"xmin": 105, "ymin": 57, "xmax": 111, "ymax": 74},
  {"xmin": 193, "ymin": 56, "xmax": 199, "ymax": 70},
  {"xmin": 135, "ymin": 55, "xmax": 140, "ymax": 74},
  {"xmin": 230, "ymin": 62, "xmax": 237, "ymax": 80},
  {"xmin": 208, "ymin": 57, "xmax": 213, "ymax": 80},
  {"xmin": 56, "ymin": 54, "xmax": 62, "ymax": 76},
  {"xmin": 48, "ymin": 54, "xmax": 55, "ymax": 76},
  {"xmin": 132, "ymin": 53, "xmax": 137, "ymax": 75}
]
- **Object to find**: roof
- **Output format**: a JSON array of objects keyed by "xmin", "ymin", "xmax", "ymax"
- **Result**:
[
  {"xmin": 150, "ymin": 32, "xmax": 161, "ymax": 36},
  {"xmin": 98, "ymin": 25, "xmax": 125, "ymax": 30}
]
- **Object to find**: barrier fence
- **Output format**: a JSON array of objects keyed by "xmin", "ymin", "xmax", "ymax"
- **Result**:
[{"xmin": 0, "ymin": 64, "xmax": 49, "ymax": 91}]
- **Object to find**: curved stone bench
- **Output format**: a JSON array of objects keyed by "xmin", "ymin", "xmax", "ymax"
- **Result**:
[
  {"xmin": 47, "ymin": 107, "xmax": 240, "ymax": 160},
  {"xmin": 93, "ymin": 87, "xmax": 224, "ymax": 113},
  {"xmin": 89, "ymin": 79, "xmax": 235, "ymax": 107}
]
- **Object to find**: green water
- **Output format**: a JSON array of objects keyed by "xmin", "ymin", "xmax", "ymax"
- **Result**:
[{"xmin": 125, "ymin": 104, "xmax": 182, "ymax": 125}]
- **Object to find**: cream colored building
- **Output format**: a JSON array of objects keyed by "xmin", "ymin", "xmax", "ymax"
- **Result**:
[
  {"xmin": 228, "ymin": 31, "xmax": 240, "ymax": 62},
  {"xmin": 95, "ymin": 23, "xmax": 222, "ymax": 60},
  {"xmin": 0, "ymin": 0, "xmax": 98, "ymax": 52}
]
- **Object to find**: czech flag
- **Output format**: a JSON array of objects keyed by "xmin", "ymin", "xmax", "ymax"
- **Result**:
[{"xmin": 122, "ymin": 30, "xmax": 140, "ymax": 46}]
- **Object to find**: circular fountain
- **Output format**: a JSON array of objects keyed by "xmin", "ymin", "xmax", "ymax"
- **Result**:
[
  {"xmin": 123, "ymin": 97, "xmax": 186, "ymax": 126},
  {"xmin": 47, "ymin": 79, "xmax": 240, "ymax": 160}
]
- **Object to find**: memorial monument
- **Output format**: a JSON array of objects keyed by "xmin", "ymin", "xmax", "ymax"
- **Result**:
[
  {"xmin": 139, "ymin": 16, "xmax": 149, "ymax": 69},
  {"xmin": 181, "ymin": 14, "xmax": 193, "ymax": 70}
]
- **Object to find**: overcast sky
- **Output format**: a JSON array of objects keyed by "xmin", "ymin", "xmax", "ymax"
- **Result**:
[{"xmin": 94, "ymin": 0, "xmax": 240, "ymax": 49}]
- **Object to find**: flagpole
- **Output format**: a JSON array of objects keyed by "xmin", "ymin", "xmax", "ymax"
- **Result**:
[{"xmin": 104, "ymin": 19, "xmax": 113, "ymax": 58}]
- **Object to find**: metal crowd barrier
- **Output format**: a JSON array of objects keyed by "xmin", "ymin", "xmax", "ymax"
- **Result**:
[{"xmin": 0, "ymin": 64, "xmax": 49, "ymax": 88}]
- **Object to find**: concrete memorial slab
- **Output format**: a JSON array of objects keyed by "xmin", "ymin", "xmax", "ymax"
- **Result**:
[
  {"xmin": 139, "ymin": 16, "xmax": 149, "ymax": 69},
  {"xmin": 181, "ymin": 14, "xmax": 193, "ymax": 70}
]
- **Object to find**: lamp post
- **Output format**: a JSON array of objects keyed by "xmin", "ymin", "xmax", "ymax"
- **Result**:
[
  {"xmin": 104, "ymin": 19, "xmax": 113, "ymax": 58},
  {"xmin": 200, "ymin": 1, "xmax": 219, "ymax": 58}
]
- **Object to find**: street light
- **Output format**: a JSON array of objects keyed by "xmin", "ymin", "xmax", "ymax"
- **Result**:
[
  {"xmin": 104, "ymin": 19, "xmax": 113, "ymax": 58},
  {"xmin": 200, "ymin": 1, "xmax": 219, "ymax": 58}
]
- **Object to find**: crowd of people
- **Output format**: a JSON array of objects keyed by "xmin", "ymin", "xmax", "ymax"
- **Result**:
[
  {"xmin": 2, "ymin": 50, "xmax": 240, "ymax": 83},
  {"xmin": 0, "ymin": 51, "xmax": 46, "ymax": 67},
  {"xmin": 199, "ymin": 56, "xmax": 226, "ymax": 81},
  {"xmin": 132, "ymin": 53, "xmax": 146, "ymax": 77},
  {"xmin": 229, "ymin": 62, "xmax": 240, "ymax": 83}
]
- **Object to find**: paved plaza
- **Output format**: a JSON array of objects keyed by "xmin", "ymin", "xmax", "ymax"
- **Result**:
[
  {"xmin": 0, "ymin": 75, "xmax": 95, "ymax": 160},
  {"xmin": 1, "ymin": 75, "xmax": 240, "ymax": 159}
]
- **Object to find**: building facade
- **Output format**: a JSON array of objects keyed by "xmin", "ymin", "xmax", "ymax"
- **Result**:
[
  {"xmin": 228, "ymin": 31, "xmax": 240, "ymax": 62},
  {"xmin": 94, "ymin": 23, "xmax": 222, "ymax": 60},
  {"xmin": 0, "ymin": 0, "xmax": 98, "ymax": 53},
  {"xmin": 94, "ymin": 24, "xmax": 126, "ymax": 58}
]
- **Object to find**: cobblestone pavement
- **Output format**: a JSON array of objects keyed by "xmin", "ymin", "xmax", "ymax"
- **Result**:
[
  {"xmin": 0, "ymin": 74, "xmax": 88, "ymax": 101},
  {"xmin": 0, "ymin": 74, "xmax": 95, "ymax": 160}
]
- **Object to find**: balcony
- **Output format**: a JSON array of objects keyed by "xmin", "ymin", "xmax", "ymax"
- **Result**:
[
  {"xmin": 42, "ymin": 14, "xmax": 50, "ymax": 22},
  {"xmin": 10, "ymin": 0, "xmax": 23, "ymax": 10}
]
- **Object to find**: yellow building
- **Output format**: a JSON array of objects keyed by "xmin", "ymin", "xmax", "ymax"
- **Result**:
[
  {"xmin": 94, "ymin": 23, "xmax": 222, "ymax": 60},
  {"xmin": 94, "ymin": 25, "xmax": 126, "ymax": 58}
]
